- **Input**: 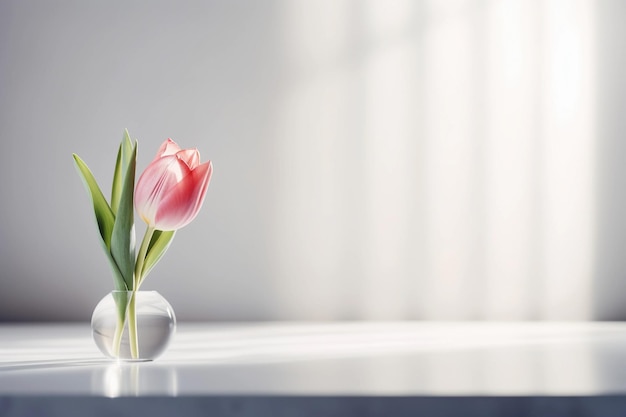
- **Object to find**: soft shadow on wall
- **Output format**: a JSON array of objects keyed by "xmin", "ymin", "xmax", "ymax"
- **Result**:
[{"xmin": 267, "ymin": 0, "xmax": 596, "ymax": 320}]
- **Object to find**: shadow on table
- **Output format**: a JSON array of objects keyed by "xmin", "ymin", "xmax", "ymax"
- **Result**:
[{"xmin": 0, "ymin": 358, "xmax": 109, "ymax": 372}]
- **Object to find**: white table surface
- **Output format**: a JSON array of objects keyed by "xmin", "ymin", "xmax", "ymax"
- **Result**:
[{"xmin": 2, "ymin": 322, "xmax": 626, "ymax": 416}]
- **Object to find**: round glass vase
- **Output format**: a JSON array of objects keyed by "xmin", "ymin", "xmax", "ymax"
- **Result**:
[{"xmin": 91, "ymin": 291, "xmax": 176, "ymax": 361}]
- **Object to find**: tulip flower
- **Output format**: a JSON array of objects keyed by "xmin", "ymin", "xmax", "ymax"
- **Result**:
[
  {"xmin": 75, "ymin": 131, "xmax": 213, "ymax": 360},
  {"xmin": 135, "ymin": 138, "xmax": 213, "ymax": 231}
]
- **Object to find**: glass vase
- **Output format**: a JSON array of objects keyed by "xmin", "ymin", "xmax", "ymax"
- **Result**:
[{"xmin": 91, "ymin": 290, "xmax": 176, "ymax": 361}]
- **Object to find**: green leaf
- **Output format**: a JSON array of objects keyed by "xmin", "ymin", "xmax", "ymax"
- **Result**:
[
  {"xmin": 111, "ymin": 290, "xmax": 132, "ymax": 322},
  {"xmin": 138, "ymin": 230, "xmax": 176, "ymax": 286},
  {"xmin": 111, "ymin": 290, "xmax": 132, "ymax": 342},
  {"xmin": 73, "ymin": 154, "xmax": 115, "ymax": 248},
  {"xmin": 111, "ymin": 129, "xmax": 134, "ymax": 216},
  {"xmin": 110, "ymin": 141, "xmax": 138, "ymax": 291},
  {"xmin": 103, "ymin": 245, "xmax": 129, "ymax": 291},
  {"xmin": 73, "ymin": 153, "xmax": 128, "ymax": 291}
]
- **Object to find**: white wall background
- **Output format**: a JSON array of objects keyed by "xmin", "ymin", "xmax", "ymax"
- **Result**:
[{"xmin": 0, "ymin": 0, "xmax": 622, "ymax": 321}]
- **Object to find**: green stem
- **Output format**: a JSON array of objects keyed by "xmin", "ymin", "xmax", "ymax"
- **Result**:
[
  {"xmin": 124, "ymin": 226, "xmax": 156, "ymax": 360},
  {"xmin": 112, "ymin": 310, "xmax": 126, "ymax": 357},
  {"xmin": 128, "ymin": 290, "xmax": 139, "ymax": 359},
  {"xmin": 135, "ymin": 226, "xmax": 155, "ymax": 289}
]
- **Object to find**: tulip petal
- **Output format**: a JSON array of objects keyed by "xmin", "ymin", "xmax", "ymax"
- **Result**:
[
  {"xmin": 155, "ymin": 138, "xmax": 181, "ymax": 159},
  {"xmin": 154, "ymin": 161, "xmax": 212, "ymax": 231},
  {"xmin": 176, "ymin": 148, "xmax": 200, "ymax": 169},
  {"xmin": 135, "ymin": 155, "xmax": 191, "ymax": 226}
]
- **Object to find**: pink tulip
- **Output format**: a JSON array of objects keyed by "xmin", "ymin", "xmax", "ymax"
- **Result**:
[{"xmin": 135, "ymin": 139, "xmax": 213, "ymax": 231}]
